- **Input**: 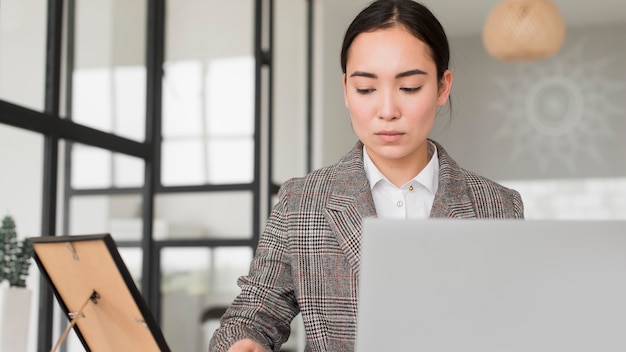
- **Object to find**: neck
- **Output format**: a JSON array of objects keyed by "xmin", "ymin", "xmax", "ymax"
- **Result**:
[{"xmin": 367, "ymin": 143, "xmax": 431, "ymax": 187}]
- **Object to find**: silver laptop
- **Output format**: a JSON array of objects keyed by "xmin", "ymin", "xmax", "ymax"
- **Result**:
[{"xmin": 356, "ymin": 219, "xmax": 626, "ymax": 352}]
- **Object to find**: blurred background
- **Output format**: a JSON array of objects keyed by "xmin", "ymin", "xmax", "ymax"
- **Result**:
[{"xmin": 1, "ymin": 0, "xmax": 625, "ymax": 351}]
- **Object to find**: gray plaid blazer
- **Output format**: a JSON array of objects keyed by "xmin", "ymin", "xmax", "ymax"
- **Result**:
[{"xmin": 210, "ymin": 140, "xmax": 524, "ymax": 352}]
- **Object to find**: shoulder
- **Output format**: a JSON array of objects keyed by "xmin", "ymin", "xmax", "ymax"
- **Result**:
[
  {"xmin": 461, "ymin": 168, "xmax": 518, "ymax": 198},
  {"xmin": 460, "ymin": 168, "xmax": 524, "ymax": 218},
  {"xmin": 432, "ymin": 139, "xmax": 524, "ymax": 218},
  {"xmin": 277, "ymin": 141, "xmax": 365, "ymax": 201},
  {"xmin": 278, "ymin": 163, "xmax": 338, "ymax": 197}
]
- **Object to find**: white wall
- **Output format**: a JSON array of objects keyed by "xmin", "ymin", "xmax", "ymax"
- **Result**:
[
  {"xmin": 312, "ymin": 0, "xmax": 363, "ymax": 169},
  {"xmin": 434, "ymin": 23, "xmax": 626, "ymax": 182}
]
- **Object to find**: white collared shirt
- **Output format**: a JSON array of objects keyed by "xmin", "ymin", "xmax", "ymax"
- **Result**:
[{"xmin": 363, "ymin": 142, "xmax": 439, "ymax": 219}]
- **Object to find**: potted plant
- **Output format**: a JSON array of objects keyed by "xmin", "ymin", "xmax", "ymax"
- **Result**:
[{"xmin": 0, "ymin": 215, "xmax": 34, "ymax": 352}]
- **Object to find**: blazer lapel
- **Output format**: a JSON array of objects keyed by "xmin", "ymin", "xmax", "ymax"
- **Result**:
[
  {"xmin": 430, "ymin": 140, "xmax": 477, "ymax": 219},
  {"xmin": 323, "ymin": 142, "xmax": 376, "ymax": 274},
  {"xmin": 322, "ymin": 140, "xmax": 478, "ymax": 274}
]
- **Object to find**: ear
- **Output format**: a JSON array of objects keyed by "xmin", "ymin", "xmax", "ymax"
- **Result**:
[
  {"xmin": 343, "ymin": 74, "xmax": 349, "ymax": 108},
  {"xmin": 437, "ymin": 69, "xmax": 453, "ymax": 106}
]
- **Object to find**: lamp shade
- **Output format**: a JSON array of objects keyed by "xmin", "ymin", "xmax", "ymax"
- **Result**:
[{"xmin": 482, "ymin": 0, "xmax": 566, "ymax": 62}]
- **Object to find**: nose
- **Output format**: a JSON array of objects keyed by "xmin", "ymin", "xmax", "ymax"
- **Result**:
[{"xmin": 377, "ymin": 89, "xmax": 399, "ymax": 121}]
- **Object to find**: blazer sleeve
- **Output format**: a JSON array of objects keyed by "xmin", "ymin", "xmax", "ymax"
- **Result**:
[{"xmin": 209, "ymin": 182, "xmax": 300, "ymax": 352}]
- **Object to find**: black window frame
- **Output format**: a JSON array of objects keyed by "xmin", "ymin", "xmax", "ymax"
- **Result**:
[{"xmin": 0, "ymin": 0, "xmax": 315, "ymax": 350}]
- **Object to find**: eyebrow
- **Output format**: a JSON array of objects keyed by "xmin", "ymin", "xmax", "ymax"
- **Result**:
[{"xmin": 349, "ymin": 69, "xmax": 428, "ymax": 79}]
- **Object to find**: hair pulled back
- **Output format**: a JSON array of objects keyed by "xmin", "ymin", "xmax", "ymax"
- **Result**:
[{"xmin": 340, "ymin": 0, "xmax": 450, "ymax": 81}]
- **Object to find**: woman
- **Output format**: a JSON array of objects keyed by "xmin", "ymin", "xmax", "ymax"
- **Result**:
[{"xmin": 210, "ymin": 1, "xmax": 524, "ymax": 351}]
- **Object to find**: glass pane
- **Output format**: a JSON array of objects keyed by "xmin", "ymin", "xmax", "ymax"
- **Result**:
[
  {"xmin": 118, "ymin": 247, "xmax": 143, "ymax": 292},
  {"xmin": 162, "ymin": 61, "xmax": 203, "ymax": 137},
  {"xmin": 71, "ymin": 0, "xmax": 146, "ymax": 141},
  {"xmin": 71, "ymin": 143, "xmax": 145, "ymax": 189},
  {"xmin": 69, "ymin": 194, "xmax": 144, "ymax": 241},
  {"xmin": 114, "ymin": 153, "xmax": 145, "ymax": 187},
  {"xmin": 0, "ymin": 0, "xmax": 47, "ymax": 111},
  {"xmin": 273, "ymin": 0, "xmax": 308, "ymax": 184},
  {"xmin": 155, "ymin": 192, "xmax": 253, "ymax": 239},
  {"xmin": 0, "ymin": 124, "xmax": 43, "ymax": 352},
  {"xmin": 161, "ymin": 139, "xmax": 205, "ymax": 186},
  {"xmin": 162, "ymin": 137, "xmax": 254, "ymax": 186},
  {"xmin": 160, "ymin": 246, "xmax": 253, "ymax": 352},
  {"xmin": 205, "ymin": 56, "xmax": 255, "ymax": 136},
  {"xmin": 162, "ymin": 0, "xmax": 255, "ymax": 186},
  {"xmin": 71, "ymin": 144, "xmax": 112, "ymax": 189},
  {"xmin": 206, "ymin": 138, "xmax": 253, "ymax": 184}
]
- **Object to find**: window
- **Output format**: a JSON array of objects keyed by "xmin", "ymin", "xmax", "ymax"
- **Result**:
[{"xmin": 0, "ymin": 1, "xmax": 311, "ymax": 351}]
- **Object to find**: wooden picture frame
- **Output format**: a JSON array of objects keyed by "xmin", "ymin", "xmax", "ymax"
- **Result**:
[{"xmin": 31, "ymin": 234, "xmax": 170, "ymax": 352}]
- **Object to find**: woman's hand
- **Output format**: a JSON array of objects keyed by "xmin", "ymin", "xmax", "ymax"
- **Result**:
[{"xmin": 227, "ymin": 339, "xmax": 267, "ymax": 352}]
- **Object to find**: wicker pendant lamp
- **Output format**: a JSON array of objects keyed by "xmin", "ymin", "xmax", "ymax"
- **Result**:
[{"xmin": 482, "ymin": 0, "xmax": 566, "ymax": 62}]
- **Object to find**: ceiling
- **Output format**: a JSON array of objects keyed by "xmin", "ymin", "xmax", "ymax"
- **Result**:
[{"xmin": 339, "ymin": 0, "xmax": 626, "ymax": 37}]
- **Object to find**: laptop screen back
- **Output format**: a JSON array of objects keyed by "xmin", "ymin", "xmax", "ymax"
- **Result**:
[{"xmin": 356, "ymin": 219, "xmax": 626, "ymax": 352}]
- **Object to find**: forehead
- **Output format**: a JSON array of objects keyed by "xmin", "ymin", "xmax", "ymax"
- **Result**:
[{"xmin": 346, "ymin": 26, "xmax": 434, "ymax": 71}]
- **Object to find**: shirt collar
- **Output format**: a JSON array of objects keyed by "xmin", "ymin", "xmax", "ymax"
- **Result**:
[{"xmin": 363, "ymin": 141, "xmax": 439, "ymax": 194}]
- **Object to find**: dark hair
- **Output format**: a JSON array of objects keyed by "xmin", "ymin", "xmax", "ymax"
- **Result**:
[{"xmin": 340, "ymin": 0, "xmax": 450, "ymax": 81}]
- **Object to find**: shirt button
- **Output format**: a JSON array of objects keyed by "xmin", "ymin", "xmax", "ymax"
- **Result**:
[{"xmin": 397, "ymin": 201, "xmax": 404, "ymax": 207}]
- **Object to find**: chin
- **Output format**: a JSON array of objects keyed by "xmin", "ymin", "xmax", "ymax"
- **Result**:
[{"xmin": 372, "ymin": 146, "xmax": 412, "ymax": 161}]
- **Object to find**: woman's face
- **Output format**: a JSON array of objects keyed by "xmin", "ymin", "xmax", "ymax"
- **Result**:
[{"xmin": 343, "ymin": 25, "xmax": 452, "ymax": 170}]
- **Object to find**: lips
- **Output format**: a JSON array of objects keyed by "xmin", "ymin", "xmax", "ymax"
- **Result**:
[{"xmin": 375, "ymin": 131, "xmax": 404, "ymax": 142}]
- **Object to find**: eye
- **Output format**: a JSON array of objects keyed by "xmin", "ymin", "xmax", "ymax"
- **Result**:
[
  {"xmin": 400, "ymin": 87, "xmax": 422, "ymax": 94},
  {"xmin": 356, "ymin": 88, "xmax": 375, "ymax": 95}
]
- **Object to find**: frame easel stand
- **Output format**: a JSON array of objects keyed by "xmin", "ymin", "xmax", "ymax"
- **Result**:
[{"xmin": 51, "ymin": 290, "xmax": 100, "ymax": 352}]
